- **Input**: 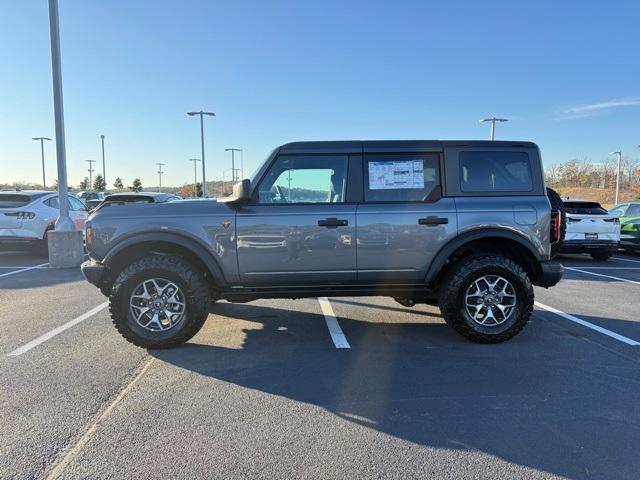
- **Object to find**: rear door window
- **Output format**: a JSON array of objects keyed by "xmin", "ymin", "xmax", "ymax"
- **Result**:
[
  {"xmin": 459, "ymin": 151, "xmax": 533, "ymax": 193},
  {"xmin": 364, "ymin": 153, "xmax": 440, "ymax": 202}
]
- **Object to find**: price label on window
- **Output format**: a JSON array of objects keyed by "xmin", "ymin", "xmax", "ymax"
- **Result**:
[{"xmin": 368, "ymin": 160, "xmax": 424, "ymax": 190}]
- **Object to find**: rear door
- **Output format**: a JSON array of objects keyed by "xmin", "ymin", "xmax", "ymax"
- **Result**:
[
  {"xmin": 356, "ymin": 151, "xmax": 457, "ymax": 283},
  {"xmin": 236, "ymin": 153, "xmax": 357, "ymax": 285}
]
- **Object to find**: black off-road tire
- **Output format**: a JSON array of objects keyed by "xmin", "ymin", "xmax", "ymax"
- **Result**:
[
  {"xmin": 438, "ymin": 255, "xmax": 534, "ymax": 344},
  {"xmin": 547, "ymin": 187, "xmax": 566, "ymax": 258},
  {"xmin": 590, "ymin": 250, "xmax": 613, "ymax": 261},
  {"xmin": 109, "ymin": 255, "xmax": 210, "ymax": 349}
]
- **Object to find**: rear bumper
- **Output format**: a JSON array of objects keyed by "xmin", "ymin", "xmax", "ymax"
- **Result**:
[
  {"xmin": 536, "ymin": 260, "xmax": 563, "ymax": 288},
  {"xmin": 81, "ymin": 259, "xmax": 106, "ymax": 287},
  {"xmin": 560, "ymin": 240, "xmax": 619, "ymax": 253}
]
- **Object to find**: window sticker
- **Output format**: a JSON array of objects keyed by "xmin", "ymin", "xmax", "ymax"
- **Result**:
[{"xmin": 368, "ymin": 160, "xmax": 424, "ymax": 190}]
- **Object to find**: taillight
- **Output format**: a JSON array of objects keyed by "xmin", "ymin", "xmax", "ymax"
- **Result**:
[
  {"xmin": 550, "ymin": 211, "xmax": 560, "ymax": 243},
  {"xmin": 86, "ymin": 227, "xmax": 93, "ymax": 246},
  {"xmin": 18, "ymin": 211, "xmax": 36, "ymax": 219}
]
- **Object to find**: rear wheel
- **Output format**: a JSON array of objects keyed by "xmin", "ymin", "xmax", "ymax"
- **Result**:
[
  {"xmin": 438, "ymin": 255, "xmax": 534, "ymax": 343},
  {"xmin": 109, "ymin": 255, "xmax": 210, "ymax": 349},
  {"xmin": 590, "ymin": 250, "xmax": 613, "ymax": 261}
]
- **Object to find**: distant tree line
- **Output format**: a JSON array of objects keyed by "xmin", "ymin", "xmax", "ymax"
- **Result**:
[{"xmin": 545, "ymin": 156, "xmax": 640, "ymax": 191}]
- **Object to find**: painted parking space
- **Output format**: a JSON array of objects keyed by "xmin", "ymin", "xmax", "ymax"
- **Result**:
[{"xmin": 2, "ymin": 249, "xmax": 640, "ymax": 479}]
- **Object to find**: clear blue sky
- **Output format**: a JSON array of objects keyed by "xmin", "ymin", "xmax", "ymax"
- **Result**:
[{"xmin": 1, "ymin": 0, "xmax": 639, "ymax": 188}]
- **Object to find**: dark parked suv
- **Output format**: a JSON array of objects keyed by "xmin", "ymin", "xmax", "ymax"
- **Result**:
[{"xmin": 81, "ymin": 140, "xmax": 563, "ymax": 348}]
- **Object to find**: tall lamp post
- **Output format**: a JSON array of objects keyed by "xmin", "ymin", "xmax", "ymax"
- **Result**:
[
  {"xmin": 610, "ymin": 151, "xmax": 622, "ymax": 205},
  {"xmin": 47, "ymin": 0, "xmax": 83, "ymax": 268},
  {"xmin": 85, "ymin": 159, "xmax": 96, "ymax": 189},
  {"xmin": 187, "ymin": 110, "xmax": 215, "ymax": 198},
  {"xmin": 156, "ymin": 162, "xmax": 165, "ymax": 192},
  {"xmin": 225, "ymin": 148, "xmax": 242, "ymax": 183},
  {"xmin": 480, "ymin": 117, "xmax": 508, "ymax": 141},
  {"xmin": 188, "ymin": 158, "xmax": 200, "ymax": 197},
  {"xmin": 32, "ymin": 137, "xmax": 52, "ymax": 189},
  {"xmin": 100, "ymin": 134, "xmax": 106, "ymax": 185}
]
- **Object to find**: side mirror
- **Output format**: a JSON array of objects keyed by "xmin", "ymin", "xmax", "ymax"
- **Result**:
[{"xmin": 221, "ymin": 179, "xmax": 251, "ymax": 204}]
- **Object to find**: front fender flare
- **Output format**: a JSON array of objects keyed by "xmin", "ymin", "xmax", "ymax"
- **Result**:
[{"xmin": 103, "ymin": 231, "xmax": 227, "ymax": 288}]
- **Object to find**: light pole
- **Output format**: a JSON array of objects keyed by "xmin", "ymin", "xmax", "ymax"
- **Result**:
[
  {"xmin": 100, "ymin": 134, "xmax": 106, "ymax": 185},
  {"xmin": 610, "ymin": 151, "xmax": 622, "ymax": 205},
  {"xmin": 32, "ymin": 137, "xmax": 52, "ymax": 189},
  {"xmin": 156, "ymin": 162, "xmax": 165, "ymax": 192},
  {"xmin": 225, "ymin": 148, "xmax": 242, "ymax": 183},
  {"xmin": 188, "ymin": 158, "xmax": 200, "ymax": 197},
  {"xmin": 85, "ymin": 159, "xmax": 96, "ymax": 189},
  {"xmin": 187, "ymin": 110, "xmax": 215, "ymax": 198},
  {"xmin": 48, "ymin": 0, "xmax": 73, "ymax": 232},
  {"xmin": 480, "ymin": 117, "xmax": 508, "ymax": 141}
]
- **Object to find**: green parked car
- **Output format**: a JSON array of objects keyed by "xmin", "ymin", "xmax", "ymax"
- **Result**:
[{"xmin": 609, "ymin": 201, "xmax": 640, "ymax": 251}]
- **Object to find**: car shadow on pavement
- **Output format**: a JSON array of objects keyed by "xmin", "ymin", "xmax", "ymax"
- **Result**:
[{"xmin": 151, "ymin": 302, "xmax": 640, "ymax": 480}]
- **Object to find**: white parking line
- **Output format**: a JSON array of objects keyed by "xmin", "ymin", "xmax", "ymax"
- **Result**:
[
  {"xmin": 318, "ymin": 297, "xmax": 351, "ymax": 349},
  {"xmin": 564, "ymin": 267, "xmax": 640, "ymax": 286},
  {"xmin": 613, "ymin": 256, "xmax": 640, "ymax": 264},
  {"xmin": 561, "ymin": 266, "xmax": 640, "ymax": 270},
  {"xmin": 7, "ymin": 302, "xmax": 108, "ymax": 356},
  {"xmin": 0, "ymin": 266, "xmax": 48, "ymax": 269},
  {"xmin": 0, "ymin": 262, "xmax": 49, "ymax": 278},
  {"xmin": 535, "ymin": 301, "xmax": 640, "ymax": 346}
]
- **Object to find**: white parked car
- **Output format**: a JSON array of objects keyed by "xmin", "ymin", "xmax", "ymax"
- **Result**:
[
  {"xmin": 560, "ymin": 199, "xmax": 620, "ymax": 260},
  {"xmin": 0, "ymin": 191, "xmax": 88, "ymax": 254}
]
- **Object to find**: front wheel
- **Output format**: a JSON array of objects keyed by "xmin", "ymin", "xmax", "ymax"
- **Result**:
[
  {"xmin": 109, "ymin": 255, "xmax": 210, "ymax": 349},
  {"xmin": 438, "ymin": 255, "xmax": 534, "ymax": 343},
  {"xmin": 590, "ymin": 250, "xmax": 613, "ymax": 261}
]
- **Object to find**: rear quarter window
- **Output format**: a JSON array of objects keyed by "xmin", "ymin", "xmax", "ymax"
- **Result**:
[{"xmin": 459, "ymin": 151, "xmax": 533, "ymax": 193}]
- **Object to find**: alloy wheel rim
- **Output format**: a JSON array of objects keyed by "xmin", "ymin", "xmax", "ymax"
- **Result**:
[
  {"xmin": 464, "ymin": 275, "xmax": 516, "ymax": 326},
  {"xmin": 129, "ymin": 278, "xmax": 186, "ymax": 332}
]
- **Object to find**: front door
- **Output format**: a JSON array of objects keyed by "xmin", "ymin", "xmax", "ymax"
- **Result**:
[
  {"xmin": 357, "ymin": 152, "xmax": 458, "ymax": 283},
  {"xmin": 236, "ymin": 154, "xmax": 356, "ymax": 285}
]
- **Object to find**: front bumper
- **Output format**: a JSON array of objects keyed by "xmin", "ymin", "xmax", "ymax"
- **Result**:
[
  {"xmin": 560, "ymin": 240, "xmax": 619, "ymax": 253},
  {"xmin": 536, "ymin": 260, "xmax": 563, "ymax": 288},
  {"xmin": 81, "ymin": 259, "xmax": 106, "ymax": 287}
]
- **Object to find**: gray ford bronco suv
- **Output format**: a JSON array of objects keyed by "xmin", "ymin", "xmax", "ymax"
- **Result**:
[{"xmin": 81, "ymin": 140, "xmax": 564, "ymax": 348}]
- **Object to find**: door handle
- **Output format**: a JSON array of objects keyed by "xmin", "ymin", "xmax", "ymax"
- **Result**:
[
  {"xmin": 318, "ymin": 218, "xmax": 348, "ymax": 228},
  {"xmin": 418, "ymin": 216, "xmax": 449, "ymax": 226}
]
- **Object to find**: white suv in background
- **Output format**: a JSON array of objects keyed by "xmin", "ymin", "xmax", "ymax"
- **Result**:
[
  {"xmin": 560, "ymin": 199, "xmax": 620, "ymax": 260},
  {"xmin": 0, "ymin": 191, "xmax": 88, "ymax": 254}
]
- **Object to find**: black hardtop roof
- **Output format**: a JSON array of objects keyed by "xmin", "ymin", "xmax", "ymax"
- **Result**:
[{"xmin": 279, "ymin": 140, "xmax": 538, "ymax": 154}]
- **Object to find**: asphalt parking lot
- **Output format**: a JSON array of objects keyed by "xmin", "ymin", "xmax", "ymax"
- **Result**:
[{"xmin": 2, "ymin": 250, "xmax": 640, "ymax": 479}]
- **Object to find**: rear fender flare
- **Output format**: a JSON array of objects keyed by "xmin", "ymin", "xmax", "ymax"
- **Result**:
[{"xmin": 424, "ymin": 228, "xmax": 543, "ymax": 285}]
